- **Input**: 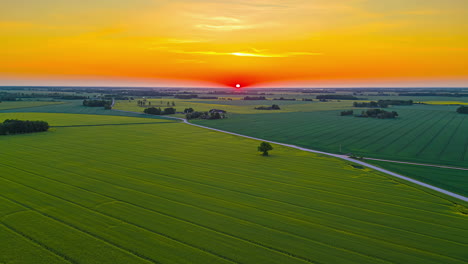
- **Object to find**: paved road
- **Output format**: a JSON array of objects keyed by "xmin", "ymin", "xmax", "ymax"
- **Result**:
[{"xmin": 113, "ymin": 110, "xmax": 468, "ymax": 202}]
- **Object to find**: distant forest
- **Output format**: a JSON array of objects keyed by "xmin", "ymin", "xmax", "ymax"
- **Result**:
[
  {"xmin": 0, "ymin": 119, "xmax": 49, "ymax": 135},
  {"xmin": 354, "ymin": 100, "xmax": 413, "ymax": 108}
]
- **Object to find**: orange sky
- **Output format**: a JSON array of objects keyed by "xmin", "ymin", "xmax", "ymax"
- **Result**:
[{"xmin": 1, "ymin": 0, "xmax": 467, "ymax": 87}]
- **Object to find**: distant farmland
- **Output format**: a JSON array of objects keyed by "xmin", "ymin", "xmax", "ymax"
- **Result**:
[
  {"xmin": 194, "ymin": 104, "xmax": 468, "ymax": 169},
  {"xmin": 0, "ymin": 113, "xmax": 467, "ymax": 264}
]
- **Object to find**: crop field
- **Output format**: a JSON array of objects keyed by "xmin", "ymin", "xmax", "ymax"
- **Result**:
[
  {"xmin": 0, "ymin": 113, "xmax": 467, "ymax": 264},
  {"xmin": 0, "ymin": 101, "xmax": 63, "ymax": 110},
  {"xmin": 0, "ymin": 100, "xmax": 174, "ymax": 120},
  {"xmin": 366, "ymin": 160, "xmax": 468, "ymax": 197},
  {"xmin": 0, "ymin": 113, "xmax": 175, "ymax": 127},
  {"xmin": 193, "ymin": 104, "xmax": 468, "ymax": 169},
  {"xmin": 114, "ymin": 98, "xmax": 354, "ymax": 114}
]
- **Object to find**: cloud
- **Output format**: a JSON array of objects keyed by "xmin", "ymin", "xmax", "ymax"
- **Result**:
[
  {"xmin": 164, "ymin": 38, "xmax": 207, "ymax": 44},
  {"xmin": 167, "ymin": 49, "xmax": 322, "ymax": 58},
  {"xmin": 195, "ymin": 24, "xmax": 254, "ymax": 31}
]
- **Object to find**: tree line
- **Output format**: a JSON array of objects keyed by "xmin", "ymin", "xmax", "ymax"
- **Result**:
[
  {"xmin": 353, "ymin": 100, "xmax": 413, "ymax": 108},
  {"xmin": 254, "ymin": 104, "xmax": 281, "ymax": 110},
  {"xmin": 185, "ymin": 108, "xmax": 226, "ymax": 120},
  {"xmin": 0, "ymin": 119, "xmax": 49, "ymax": 135},
  {"xmin": 457, "ymin": 106, "xmax": 468, "ymax": 114},
  {"xmin": 356, "ymin": 109, "xmax": 398, "ymax": 119},
  {"xmin": 144, "ymin": 107, "xmax": 176, "ymax": 115},
  {"xmin": 83, "ymin": 99, "xmax": 112, "ymax": 109},
  {"xmin": 316, "ymin": 95, "xmax": 359, "ymax": 100},
  {"xmin": 244, "ymin": 96, "xmax": 267, "ymax": 100},
  {"xmin": 138, "ymin": 100, "xmax": 175, "ymax": 107}
]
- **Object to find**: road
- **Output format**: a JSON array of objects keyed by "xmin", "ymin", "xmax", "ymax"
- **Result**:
[{"xmin": 114, "ymin": 110, "xmax": 468, "ymax": 203}]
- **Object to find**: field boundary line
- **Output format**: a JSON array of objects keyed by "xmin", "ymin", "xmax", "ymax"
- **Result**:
[
  {"xmin": 0, "ymin": 184, "xmax": 159, "ymax": 264},
  {"xmin": 0, "ymin": 168, "xmax": 239, "ymax": 264},
  {"xmin": 363, "ymin": 158, "xmax": 468, "ymax": 171},
  {"xmin": 437, "ymin": 116, "xmax": 466, "ymax": 160},
  {"xmin": 0, "ymin": 162, "xmax": 452, "ymax": 264},
  {"xmin": 51, "ymin": 122, "xmax": 174, "ymax": 128},
  {"xmin": 0, "ymin": 221, "xmax": 76, "ymax": 264},
  {"xmin": 392, "ymin": 112, "xmax": 451, "ymax": 155},
  {"xmin": 162, "ymin": 116, "xmax": 468, "ymax": 203},
  {"xmin": 0, "ymin": 163, "xmax": 316, "ymax": 264}
]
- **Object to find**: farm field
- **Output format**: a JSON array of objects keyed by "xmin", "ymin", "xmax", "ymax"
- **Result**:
[
  {"xmin": 0, "ymin": 100, "xmax": 174, "ymax": 120},
  {"xmin": 366, "ymin": 160, "xmax": 468, "ymax": 197},
  {"xmin": 1, "ymin": 113, "xmax": 467, "ymax": 264},
  {"xmin": 114, "ymin": 98, "xmax": 354, "ymax": 114},
  {"xmin": 193, "ymin": 104, "xmax": 468, "ymax": 169},
  {"xmin": 0, "ymin": 101, "xmax": 63, "ymax": 110},
  {"xmin": 0, "ymin": 112, "xmax": 175, "ymax": 127}
]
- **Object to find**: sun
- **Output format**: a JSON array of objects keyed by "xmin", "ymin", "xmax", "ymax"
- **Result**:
[{"xmin": 235, "ymin": 84, "xmax": 241, "ymax": 88}]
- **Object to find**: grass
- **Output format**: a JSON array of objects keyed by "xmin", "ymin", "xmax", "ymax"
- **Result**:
[
  {"xmin": 0, "ymin": 101, "xmax": 63, "ymax": 110},
  {"xmin": 0, "ymin": 113, "xmax": 467, "ymax": 264}
]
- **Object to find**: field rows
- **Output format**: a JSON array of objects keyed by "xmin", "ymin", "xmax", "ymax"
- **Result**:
[
  {"xmin": 194, "ymin": 106, "xmax": 468, "ymax": 168},
  {"xmin": 1, "ymin": 114, "xmax": 467, "ymax": 264}
]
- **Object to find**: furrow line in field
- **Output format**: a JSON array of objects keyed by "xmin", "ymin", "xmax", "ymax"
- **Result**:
[
  {"xmin": 4, "ymin": 137, "xmax": 463, "ymax": 218},
  {"xmin": 375, "ymin": 112, "xmax": 448, "ymax": 154},
  {"xmin": 0, "ymin": 174, "xmax": 241, "ymax": 264},
  {"xmin": 320, "ymin": 109, "xmax": 425, "ymax": 148},
  {"xmin": 51, "ymin": 122, "xmax": 174, "ymax": 127},
  {"xmin": 178, "ymin": 118, "xmax": 468, "ymax": 203},
  {"xmin": 460, "ymin": 134, "xmax": 468, "ymax": 161},
  {"xmin": 2, "ymin": 140, "xmax": 424, "ymax": 206},
  {"xmin": 1, "ymin": 149, "xmax": 459, "ymax": 228},
  {"xmin": 3, "ymin": 141, "xmax": 444, "ymax": 211},
  {"xmin": 2, "ymin": 159, "xmax": 458, "ymax": 264},
  {"xmin": 61, "ymin": 162, "xmax": 468, "ymax": 257},
  {"xmin": 326, "ymin": 110, "xmax": 428, "ymax": 149},
  {"xmin": 437, "ymin": 116, "xmax": 466, "ymax": 159},
  {"xmin": 0, "ymin": 189, "xmax": 160, "ymax": 264},
  {"xmin": 0, "ymin": 165, "xmax": 317, "ymax": 264},
  {"xmin": 3, "ymin": 156, "xmax": 467, "ymax": 257},
  {"xmin": 355, "ymin": 110, "xmax": 436, "ymax": 151},
  {"xmin": 415, "ymin": 115, "xmax": 458, "ymax": 157},
  {"xmin": 392, "ymin": 112, "xmax": 451, "ymax": 155},
  {"xmin": 0, "ymin": 221, "xmax": 76, "ymax": 264}
]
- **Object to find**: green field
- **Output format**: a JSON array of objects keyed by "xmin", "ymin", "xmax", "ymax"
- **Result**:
[
  {"xmin": 365, "ymin": 160, "xmax": 468, "ymax": 197},
  {"xmin": 193, "ymin": 104, "xmax": 468, "ymax": 169},
  {"xmin": 1, "ymin": 113, "xmax": 467, "ymax": 264},
  {"xmin": 114, "ymin": 98, "xmax": 354, "ymax": 115},
  {"xmin": 0, "ymin": 101, "xmax": 63, "ymax": 110},
  {"xmin": 0, "ymin": 100, "xmax": 175, "ymax": 120}
]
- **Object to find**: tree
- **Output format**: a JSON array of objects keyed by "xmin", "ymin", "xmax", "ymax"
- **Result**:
[
  {"xmin": 163, "ymin": 107, "xmax": 176, "ymax": 114},
  {"xmin": 184, "ymin": 107, "xmax": 194, "ymax": 113},
  {"xmin": 258, "ymin": 142, "xmax": 273, "ymax": 156}
]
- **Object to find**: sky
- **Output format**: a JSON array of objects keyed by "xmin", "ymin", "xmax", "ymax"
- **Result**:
[{"xmin": 1, "ymin": 0, "xmax": 467, "ymax": 88}]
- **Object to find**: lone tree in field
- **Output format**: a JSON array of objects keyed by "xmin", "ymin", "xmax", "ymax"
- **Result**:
[{"xmin": 258, "ymin": 142, "xmax": 273, "ymax": 156}]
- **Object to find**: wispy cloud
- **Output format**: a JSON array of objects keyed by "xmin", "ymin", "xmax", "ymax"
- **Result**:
[
  {"xmin": 167, "ymin": 49, "xmax": 322, "ymax": 58},
  {"xmin": 195, "ymin": 24, "xmax": 254, "ymax": 31},
  {"xmin": 164, "ymin": 38, "xmax": 207, "ymax": 44}
]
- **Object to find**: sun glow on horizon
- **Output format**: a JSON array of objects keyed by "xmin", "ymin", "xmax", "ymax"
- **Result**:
[{"xmin": 1, "ymin": 0, "xmax": 467, "ymax": 87}]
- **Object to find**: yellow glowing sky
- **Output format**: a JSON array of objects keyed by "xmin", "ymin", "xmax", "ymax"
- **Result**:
[{"xmin": 1, "ymin": 0, "xmax": 467, "ymax": 87}]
